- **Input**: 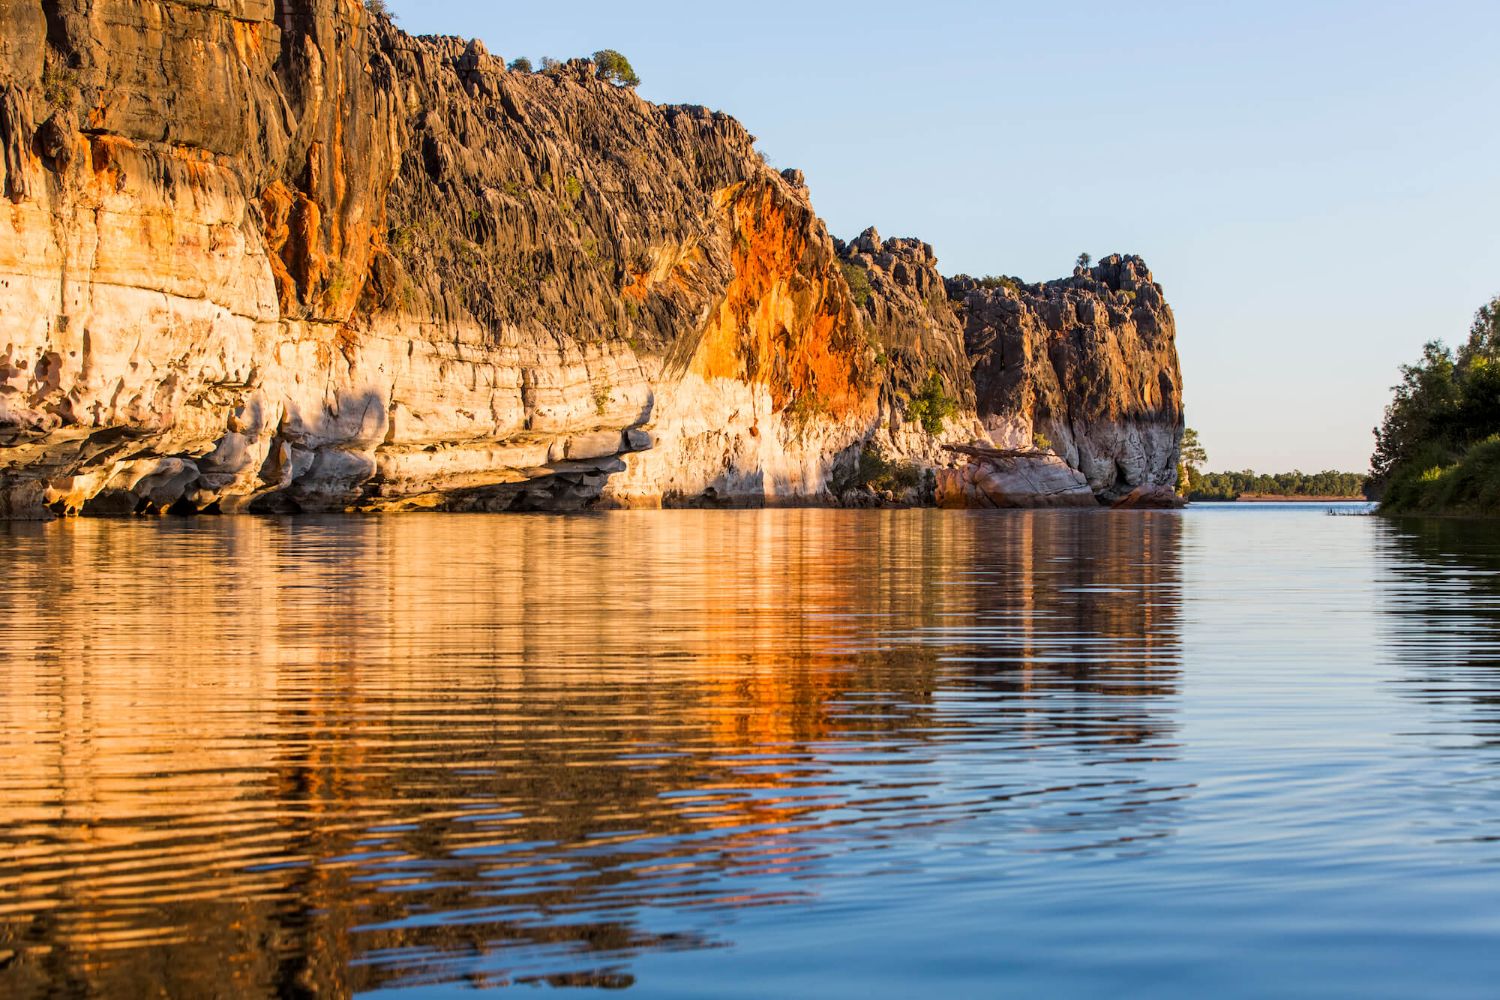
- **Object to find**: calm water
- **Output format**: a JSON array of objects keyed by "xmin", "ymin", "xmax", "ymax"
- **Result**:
[{"xmin": 4, "ymin": 504, "xmax": 1500, "ymax": 997}]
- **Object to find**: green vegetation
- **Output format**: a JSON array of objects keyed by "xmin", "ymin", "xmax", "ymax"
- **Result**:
[
  {"xmin": 1176, "ymin": 426, "xmax": 1207, "ymax": 490},
  {"xmin": 906, "ymin": 371, "xmax": 958, "ymax": 435},
  {"xmin": 951, "ymin": 273, "xmax": 1021, "ymax": 293},
  {"xmin": 508, "ymin": 57, "xmax": 533, "ymax": 73},
  {"xmin": 840, "ymin": 262, "xmax": 872, "ymax": 307},
  {"xmin": 362, "ymin": 0, "xmax": 393, "ymax": 17},
  {"xmin": 1382, "ymin": 436, "xmax": 1500, "ymax": 515},
  {"xmin": 41, "ymin": 60, "xmax": 78, "ymax": 110},
  {"xmin": 592, "ymin": 381, "xmax": 613, "ymax": 417},
  {"xmin": 1371, "ymin": 294, "xmax": 1500, "ymax": 514},
  {"xmin": 852, "ymin": 446, "xmax": 922, "ymax": 494},
  {"xmin": 1033, "ymin": 431, "xmax": 1054, "ymax": 453},
  {"xmin": 592, "ymin": 49, "xmax": 640, "ymax": 87},
  {"xmin": 1187, "ymin": 469, "xmax": 1369, "ymax": 501},
  {"xmin": 783, "ymin": 390, "xmax": 829, "ymax": 432},
  {"xmin": 1179, "ymin": 427, "xmax": 1364, "ymax": 499},
  {"xmin": 1076, "ymin": 252, "xmax": 1092, "ymax": 269}
]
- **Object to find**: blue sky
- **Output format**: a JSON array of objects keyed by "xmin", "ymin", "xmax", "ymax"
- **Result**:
[{"xmin": 385, "ymin": 0, "xmax": 1500, "ymax": 472}]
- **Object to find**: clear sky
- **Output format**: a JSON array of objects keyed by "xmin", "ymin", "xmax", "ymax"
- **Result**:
[{"xmin": 384, "ymin": 0, "xmax": 1500, "ymax": 472}]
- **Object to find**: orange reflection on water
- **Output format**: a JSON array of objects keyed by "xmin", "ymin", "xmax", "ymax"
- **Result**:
[{"xmin": 0, "ymin": 509, "xmax": 1184, "ymax": 995}]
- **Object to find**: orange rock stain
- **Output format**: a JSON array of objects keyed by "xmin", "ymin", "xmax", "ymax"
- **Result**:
[{"xmin": 688, "ymin": 182, "xmax": 873, "ymax": 417}]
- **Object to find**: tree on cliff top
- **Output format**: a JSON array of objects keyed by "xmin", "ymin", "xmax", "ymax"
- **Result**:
[
  {"xmin": 593, "ymin": 50, "xmax": 641, "ymax": 87},
  {"xmin": 508, "ymin": 57, "xmax": 533, "ymax": 73},
  {"xmin": 362, "ymin": 0, "xmax": 393, "ymax": 19},
  {"xmin": 1076, "ymin": 252, "xmax": 1092, "ymax": 269}
]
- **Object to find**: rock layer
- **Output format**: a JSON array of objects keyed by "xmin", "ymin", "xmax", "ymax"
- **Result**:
[{"xmin": 0, "ymin": 1, "xmax": 1184, "ymax": 517}]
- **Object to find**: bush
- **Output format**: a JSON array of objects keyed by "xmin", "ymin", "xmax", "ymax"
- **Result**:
[
  {"xmin": 1382, "ymin": 435, "xmax": 1500, "ymax": 515},
  {"xmin": 362, "ymin": 0, "xmax": 392, "ymax": 17},
  {"xmin": 592, "ymin": 382, "xmax": 613, "ymax": 417},
  {"xmin": 853, "ymin": 446, "xmax": 922, "ymax": 493},
  {"xmin": 840, "ymin": 261, "xmax": 872, "ymax": 307},
  {"xmin": 593, "ymin": 49, "xmax": 640, "ymax": 87},
  {"xmin": 906, "ymin": 372, "xmax": 957, "ymax": 435},
  {"xmin": 975, "ymin": 274, "xmax": 1020, "ymax": 293},
  {"xmin": 508, "ymin": 57, "xmax": 533, "ymax": 73},
  {"xmin": 41, "ymin": 60, "xmax": 78, "ymax": 110}
]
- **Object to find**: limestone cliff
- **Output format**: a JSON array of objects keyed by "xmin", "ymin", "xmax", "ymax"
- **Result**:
[{"xmin": 0, "ymin": 0, "xmax": 1182, "ymax": 517}]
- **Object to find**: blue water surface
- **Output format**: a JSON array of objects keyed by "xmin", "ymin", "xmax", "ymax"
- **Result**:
[{"xmin": 2, "ymin": 504, "xmax": 1498, "ymax": 998}]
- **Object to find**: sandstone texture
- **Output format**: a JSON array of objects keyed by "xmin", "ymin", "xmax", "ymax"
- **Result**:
[
  {"xmin": 949, "ymin": 255, "xmax": 1184, "ymax": 503},
  {"xmin": 0, "ymin": 0, "xmax": 1184, "ymax": 517},
  {"xmin": 934, "ymin": 445, "xmax": 1096, "ymax": 509}
]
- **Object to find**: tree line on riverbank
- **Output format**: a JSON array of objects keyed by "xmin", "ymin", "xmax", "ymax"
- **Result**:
[
  {"xmin": 1185, "ymin": 469, "xmax": 1368, "ymax": 501},
  {"xmin": 1176, "ymin": 430, "xmax": 1368, "ymax": 500}
]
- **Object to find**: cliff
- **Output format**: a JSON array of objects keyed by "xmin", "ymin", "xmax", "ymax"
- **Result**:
[
  {"xmin": 949, "ymin": 255, "xmax": 1184, "ymax": 502},
  {"xmin": 0, "ymin": 0, "xmax": 1181, "ymax": 517}
]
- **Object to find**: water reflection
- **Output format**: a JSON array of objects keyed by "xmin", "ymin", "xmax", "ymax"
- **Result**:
[
  {"xmin": 1381, "ymin": 517, "xmax": 1500, "ymax": 748},
  {"xmin": 0, "ymin": 510, "xmax": 1184, "ymax": 995}
]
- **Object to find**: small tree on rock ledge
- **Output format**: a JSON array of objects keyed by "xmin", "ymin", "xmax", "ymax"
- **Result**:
[
  {"xmin": 593, "ymin": 49, "xmax": 641, "ymax": 87},
  {"xmin": 1177, "ymin": 427, "xmax": 1207, "ymax": 492}
]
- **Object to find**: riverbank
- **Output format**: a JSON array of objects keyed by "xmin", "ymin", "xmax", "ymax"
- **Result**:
[
  {"xmin": 1378, "ymin": 436, "xmax": 1500, "ymax": 518},
  {"xmin": 1233, "ymin": 494, "xmax": 1368, "ymax": 503}
]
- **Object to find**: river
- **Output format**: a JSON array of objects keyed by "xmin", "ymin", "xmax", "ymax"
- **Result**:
[{"xmin": 4, "ymin": 504, "xmax": 1500, "ymax": 997}]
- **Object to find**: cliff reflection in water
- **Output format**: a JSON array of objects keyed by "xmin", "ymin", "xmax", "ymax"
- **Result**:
[{"xmin": 0, "ymin": 510, "xmax": 1184, "ymax": 996}]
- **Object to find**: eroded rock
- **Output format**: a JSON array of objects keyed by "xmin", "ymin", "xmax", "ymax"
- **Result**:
[
  {"xmin": 949, "ymin": 255, "xmax": 1184, "ymax": 503},
  {"xmin": 934, "ymin": 445, "xmax": 1097, "ymax": 509},
  {"xmin": 0, "ymin": 1, "xmax": 1184, "ymax": 517}
]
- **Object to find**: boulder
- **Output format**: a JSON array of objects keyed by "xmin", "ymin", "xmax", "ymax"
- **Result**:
[{"xmin": 935, "ymin": 447, "xmax": 1097, "ymax": 509}]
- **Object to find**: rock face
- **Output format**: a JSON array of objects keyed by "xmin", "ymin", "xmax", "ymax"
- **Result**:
[
  {"xmin": 835, "ymin": 227, "xmax": 976, "ymax": 445},
  {"xmin": 0, "ymin": 0, "xmax": 1183, "ymax": 518},
  {"xmin": 934, "ymin": 445, "xmax": 1096, "ymax": 509},
  {"xmin": 949, "ymin": 256, "xmax": 1184, "ymax": 502}
]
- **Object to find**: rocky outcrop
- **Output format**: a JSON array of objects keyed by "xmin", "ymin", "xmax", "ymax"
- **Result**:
[
  {"xmin": 0, "ymin": 1, "xmax": 1183, "ymax": 518},
  {"xmin": 1110, "ymin": 484, "xmax": 1186, "ymax": 509},
  {"xmin": 0, "ymin": 1, "xmax": 887, "ymax": 516},
  {"xmin": 835, "ymin": 228, "xmax": 976, "ymax": 449},
  {"xmin": 949, "ymin": 255, "xmax": 1183, "ymax": 503},
  {"xmin": 934, "ymin": 445, "xmax": 1095, "ymax": 509}
]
